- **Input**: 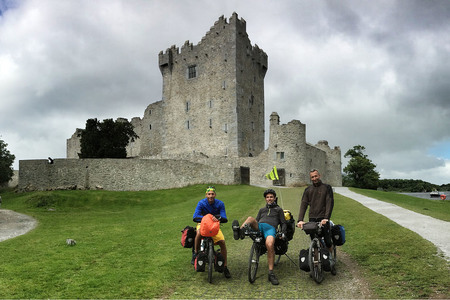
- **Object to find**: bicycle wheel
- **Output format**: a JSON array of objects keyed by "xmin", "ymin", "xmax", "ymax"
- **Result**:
[
  {"xmin": 248, "ymin": 242, "xmax": 260, "ymax": 283},
  {"xmin": 309, "ymin": 239, "xmax": 324, "ymax": 284},
  {"xmin": 331, "ymin": 245, "xmax": 337, "ymax": 275},
  {"xmin": 207, "ymin": 240, "xmax": 214, "ymax": 284}
]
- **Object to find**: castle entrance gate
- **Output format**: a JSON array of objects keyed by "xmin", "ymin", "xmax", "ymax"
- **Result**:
[
  {"xmin": 240, "ymin": 167, "xmax": 250, "ymax": 185},
  {"xmin": 274, "ymin": 168, "xmax": 285, "ymax": 186}
]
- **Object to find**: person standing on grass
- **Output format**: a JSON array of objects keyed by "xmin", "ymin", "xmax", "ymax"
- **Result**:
[
  {"xmin": 192, "ymin": 186, "xmax": 231, "ymax": 278},
  {"xmin": 297, "ymin": 169, "xmax": 334, "ymax": 255},
  {"xmin": 232, "ymin": 189, "xmax": 286, "ymax": 285}
]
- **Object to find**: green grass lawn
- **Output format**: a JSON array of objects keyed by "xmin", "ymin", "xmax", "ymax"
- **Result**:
[{"xmin": 0, "ymin": 185, "xmax": 448, "ymax": 299}]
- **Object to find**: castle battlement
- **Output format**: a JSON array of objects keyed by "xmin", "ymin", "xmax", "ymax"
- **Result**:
[{"xmin": 58, "ymin": 13, "xmax": 342, "ymax": 193}]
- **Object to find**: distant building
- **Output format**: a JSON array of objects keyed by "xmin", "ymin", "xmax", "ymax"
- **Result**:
[{"xmin": 20, "ymin": 13, "xmax": 341, "ymax": 192}]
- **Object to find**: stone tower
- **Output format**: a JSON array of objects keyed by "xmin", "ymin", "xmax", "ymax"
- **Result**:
[
  {"xmin": 158, "ymin": 13, "xmax": 267, "ymax": 158},
  {"xmin": 63, "ymin": 13, "xmax": 342, "ymax": 189}
]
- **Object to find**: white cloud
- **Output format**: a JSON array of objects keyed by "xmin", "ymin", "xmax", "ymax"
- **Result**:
[{"xmin": 1, "ymin": 0, "xmax": 450, "ymax": 185}]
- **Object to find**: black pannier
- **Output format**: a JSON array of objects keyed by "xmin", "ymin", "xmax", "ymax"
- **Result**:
[
  {"xmin": 283, "ymin": 210, "xmax": 296, "ymax": 241},
  {"xmin": 181, "ymin": 226, "xmax": 196, "ymax": 248},
  {"xmin": 274, "ymin": 237, "xmax": 288, "ymax": 255},
  {"xmin": 331, "ymin": 224, "xmax": 346, "ymax": 246},
  {"xmin": 214, "ymin": 250, "xmax": 224, "ymax": 273},
  {"xmin": 299, "ymin": 249, "xmax": 310, "ymax": 272},
  {"xmin": 194, "ymin": 251, "xmax": 207, "ymax": 272},
  {"xmin": 320, "ymin": 248, "xmax": 331, "ymax": 272}
]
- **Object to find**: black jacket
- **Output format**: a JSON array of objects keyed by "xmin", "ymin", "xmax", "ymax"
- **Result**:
[
  {"xmin": 298, "ymin": 180, "xmax": 334, "ymax": 221},
  {"xmin": 256, "ymin": 204, "xmax": 287, "ymax": 233}
]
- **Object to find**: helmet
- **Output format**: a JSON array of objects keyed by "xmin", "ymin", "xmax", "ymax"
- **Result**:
[{"xmin": 263, "ymin": 189, "xmax": 276, "ymax": 198}]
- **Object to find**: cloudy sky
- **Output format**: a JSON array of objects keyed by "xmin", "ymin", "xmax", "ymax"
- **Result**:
[{"xmin": 1, "ymin": 0, "xmax": 449, "ymax": 185}]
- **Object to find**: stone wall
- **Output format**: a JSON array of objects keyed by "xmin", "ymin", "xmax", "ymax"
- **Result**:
[{"xmin": 18, "ymin": 158, "xmax": 242, "ymax": 192}]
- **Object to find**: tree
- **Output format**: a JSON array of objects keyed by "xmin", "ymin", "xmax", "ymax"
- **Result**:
[
  {"xmin": 0, "ymin": 139, "xmax": 15, "ymax": 185},
  {"xmin": 343, "ymin": 145, "xmax": 380, "ymax": 189},
  {"xmin": 78, "ymin": 118, "xmax": 139, "ymax": 158}
]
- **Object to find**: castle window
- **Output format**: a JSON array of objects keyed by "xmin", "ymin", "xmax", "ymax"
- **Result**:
[
  {"xmin": 148, "ymin": 109, "xmax": 152, "ymax": 115},
  {"xmin": 149, "ymin": 124, "xmax": 152, "ymax": 130},
  {"xmin": 188, "ymin": 65, "xmax": 197, "ymax": 79},
  {"xmin": 249, "ymin": 95, "xmax": 254, "ymax": 107},
  {"xmin": 209, "ymin": 119, "xmax": 212, "ymax": 128},
  {"xmin": 276, "ymin": 152, "xmax": 285, "ymax": 160},
  {"xmin": 224, "ymin": 123, "xmax": 228, "ymax": 133},
  {"xmin": 209, "ymin": 100, "xmax": 213, "ymax": 108},
  {"xmin": 186, "ymin": 120, "xmax": 190, "ymax": 130},
  {"xmin": 186, "ymin": 101, "xmax": 190, "ymax": 112},
  {"xmin": 251, "ymin": 121, "xmax": 255, "ymax": 131}
]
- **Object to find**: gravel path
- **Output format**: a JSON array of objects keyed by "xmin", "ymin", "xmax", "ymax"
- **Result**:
[
  {"xmin": 0, "ymin": 209, "xmax": 37, "ymax": 242},
  {"xmin": 334, "ymin": 187, "xmax": 450, "ymax": 261}
]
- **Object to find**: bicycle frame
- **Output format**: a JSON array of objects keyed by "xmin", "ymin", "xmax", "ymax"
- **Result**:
[
  {"xmin": 302, "ymin": 222, "xmax": 336, "ymax": 284},
  {"xmin": 246, "ymin": 229, "xmax": 293, "ymax": 283},
  {"xmin": 199, "ymin": 236, "xmax": 216, "ymax": 284}
]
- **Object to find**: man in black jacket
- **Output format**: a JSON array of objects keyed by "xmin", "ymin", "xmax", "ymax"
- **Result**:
[
  {"xmin": 232, "ymin": 189, "xmax": 286, "ymax": 285},
  {"xmin": 297, "ymin": 169, "xmax": 334, "ymax": 251}
]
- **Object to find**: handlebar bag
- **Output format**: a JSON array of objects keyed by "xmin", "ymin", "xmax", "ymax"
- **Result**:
[
  {"xmin": 200, "ymin": 214, "xmax": 220, "ymax": 237},
  {"xmin": 303, "ymin": 222, "xmax": 318, "ymax": 235}
]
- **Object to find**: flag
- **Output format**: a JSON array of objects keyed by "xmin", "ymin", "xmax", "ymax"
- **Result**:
[{"xmin": 265, "ymin": 166, "xmax": 279, "ymax": 181}]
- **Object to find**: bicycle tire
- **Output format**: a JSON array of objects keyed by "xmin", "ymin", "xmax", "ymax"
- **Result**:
[
  {"xmin": 248, "ymin": 242, "xmax": 260, "ymax": 283},
  {"xmin": 207, "ymin": 239, "xmax": 214, "ymax": 284},
  {"xmin": 309, "ymin": 239, "xmax": 324, "ymax": 284},
  {"xmin": 331, "ymin": 245, "xmax": 337, "ymax": 275}
]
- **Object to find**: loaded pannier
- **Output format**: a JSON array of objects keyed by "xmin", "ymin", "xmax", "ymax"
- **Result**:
[
  {"xmin": 331, "ymin": 224, "xmax": 346, "ymax": 246},
  {"xmin": 274, "ymin": 237, "xmax": 288, "ymax": 255},
  {"xmin": 195, "ymin": 251, "xmax": 207, "ymax": 272},
  {"xmin": 283, "ymin": 210, "xmax": 296, "ymax": 241},
  {"xmin": 181, "ymin": 226, "xmax": 196, "ymax": 248},
  {"xmin": 299, "ymin": 249, "xmax": 310, "ymax": 272},
  {"xmin": 214, "ymin": 250, "xmax": 225, "ymax": 273},
  {"xmin": 320, "ymin": 248, "xmax": 331, "ymax": 272}
]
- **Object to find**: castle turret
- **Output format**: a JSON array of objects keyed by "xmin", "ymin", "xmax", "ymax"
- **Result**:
[
  {"xmin": 159, "ymin": 12, "xmax": 267, "ymax": 158},
  {"xmin": 268, "ymin": 112, "xmax": 309, "ymax": 185}
]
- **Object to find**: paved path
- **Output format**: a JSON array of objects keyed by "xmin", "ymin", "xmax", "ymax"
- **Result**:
[
  {"xmin": 334, "ymin": 187, "xmax": 450, "ymax": 261},
  {"xmin": 0, "ymin": 209, "xmax": 37, "ymax": 242}
]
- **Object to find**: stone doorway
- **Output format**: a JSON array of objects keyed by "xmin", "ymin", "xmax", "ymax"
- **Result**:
[{"xmin": 240, "ymin": 166, "xmax": 250, "ymax": 185}]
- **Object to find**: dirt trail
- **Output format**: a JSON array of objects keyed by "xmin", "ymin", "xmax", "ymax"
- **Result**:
[{"xmin": 0, "ymin": 209, "xmax": 37, "ymax": 242}]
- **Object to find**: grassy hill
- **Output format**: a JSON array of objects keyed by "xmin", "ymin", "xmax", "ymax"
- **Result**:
[{"xmin": 0, "ymin": 185, "xmax": 448, "ymax": 298}]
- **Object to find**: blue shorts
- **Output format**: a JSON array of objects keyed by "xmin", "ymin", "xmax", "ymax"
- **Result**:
[{"xmin": 258, "ymin": 223, "xmax": 276, "ymax": 239}]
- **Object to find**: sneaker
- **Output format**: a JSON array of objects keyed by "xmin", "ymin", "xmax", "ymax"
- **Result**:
[
  {"xmin": 268, "ymin": 273, "xmax": 279, "ymax": 285},
  {"xmin": 223, "ymin": 266, "xmax": 231, "ymax": 278},
  {"xmin": 232, "ymin": 220, "xmax": 240, "ymax": 240},
  {"xmin": 191, "ymin": 252, "xmax": 197, "ymax": 265},
  {"xmin": 241, "ymin": 224, "xmax": 251, "ymax": 239},
  {"xmin": 240, "ymin": 227, "xmax": 246, "ymax": 239}
]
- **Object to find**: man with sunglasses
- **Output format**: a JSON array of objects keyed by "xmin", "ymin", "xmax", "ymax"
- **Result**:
[{"xmin": 192, "ymin": 186, "xmax": 231, "ymax": 278}]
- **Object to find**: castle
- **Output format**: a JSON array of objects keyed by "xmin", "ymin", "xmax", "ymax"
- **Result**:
[{"xmin": 19, "ymin": 13, "xmax": 341, "ymax": 192}]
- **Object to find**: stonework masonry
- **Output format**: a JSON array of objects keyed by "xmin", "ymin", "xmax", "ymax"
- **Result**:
[{"xmin": 19, "ymin": 13, "xmax": 342, "ymax": 192}]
